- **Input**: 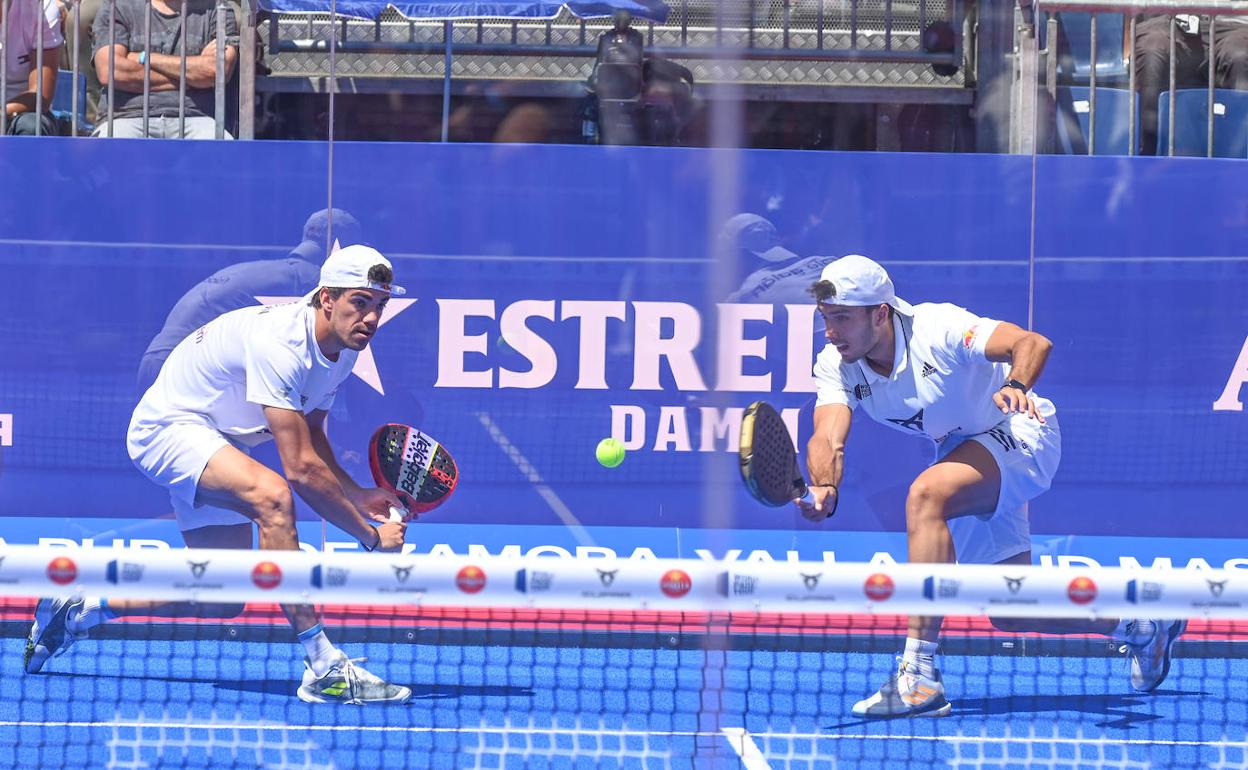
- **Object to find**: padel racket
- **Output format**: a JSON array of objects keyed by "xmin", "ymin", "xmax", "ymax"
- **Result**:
[
  {"xmin": 369, "ymin": 423, "xmax": 459, "ymax": 520},
  {"xmin": 739, "ymin": 401, "xmax": 823, "ymax": 510}
]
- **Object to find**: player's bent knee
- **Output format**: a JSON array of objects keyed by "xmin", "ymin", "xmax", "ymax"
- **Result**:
[
  {"xmin": 906, "ymin": 477, "xmax": 951, "ymax": 520},
  {"xmin": 248, "ymin": 477, "xmax": 296, "ymax": 529}
]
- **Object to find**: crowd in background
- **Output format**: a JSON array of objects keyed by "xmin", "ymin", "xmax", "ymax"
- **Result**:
[{"xmin": 3, "ymin": 0, "xmax": 1246, "ymax": 153}]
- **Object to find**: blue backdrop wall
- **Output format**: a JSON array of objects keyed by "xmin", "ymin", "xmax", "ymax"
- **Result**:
[{"xmin": 0, "ymin": 140, "xmax": 1244, "ymax": 565}]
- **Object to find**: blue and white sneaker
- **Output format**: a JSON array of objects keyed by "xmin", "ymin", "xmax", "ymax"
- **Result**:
[
  {"xmin": 852, "ymin": 657, "xmax": 952, "ymax": 718},
  {"xmin": 297, "ymin": 651, "xmax": 411, "ymax": 705},
  {"xmin": 24, "ymin": 597, "xmax": 87, "ymax": 674},
  {"xmin": 1122, "ymin": 619, "xmax": 1187, "ymax": 692}
]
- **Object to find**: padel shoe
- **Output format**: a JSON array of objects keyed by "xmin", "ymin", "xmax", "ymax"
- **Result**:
[
  {"xmin": 852, "ymin": 657, "xmax": 952, "ymax": 718},
  {"xmin": 1123, "ymin": 619, "xmax": 1187, "ymax": 692},
  {"xmin": 297, "ymin": 651, "xmax": 411, "ymax": 705},
  {"xmin": 24, "ymin": 597, "xmax": 86, "ymax": 674}
]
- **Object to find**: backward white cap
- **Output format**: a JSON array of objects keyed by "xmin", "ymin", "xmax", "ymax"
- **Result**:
[
  {"xmin": 817, "ymin": 254, "xmax": 913, "ymax": 315},
  {"xmin": 314, "ymin": 244, "xmax": 405, "ymax": 296}
]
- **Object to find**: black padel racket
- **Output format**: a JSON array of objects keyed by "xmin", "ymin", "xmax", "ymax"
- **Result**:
[
  {"xmin": 369, "ymin": 423, "xmax": 459, "ymax": 520},
  {"xmin": 739, "ymin": 401, "xmax": 818, "ymax": 509}
]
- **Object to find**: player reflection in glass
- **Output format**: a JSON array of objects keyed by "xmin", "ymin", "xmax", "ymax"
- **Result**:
[
  {"xmin": 799, "ymin": 255, "xmax": 1186, "ymax": 719},
  {"xmin": 24, "ymin": 246, "xmax": 412, "ymax": 705}
]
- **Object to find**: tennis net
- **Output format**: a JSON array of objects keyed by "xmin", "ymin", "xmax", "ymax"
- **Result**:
[{"xmin": 1, "ymin": 546, "xmax": 1245, "ymax": 769}]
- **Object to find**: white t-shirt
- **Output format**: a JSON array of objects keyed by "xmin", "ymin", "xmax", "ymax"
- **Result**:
[
  {"xmin": 813, "ymin": 303, "xmax": 1052, "ymax": 445},
  {"xmin": 2, "ymin": 0, "xmax": 64, "ymax": 103},
  {"xmin": 132, "ymin": 301, "xmax": 357, "ymax": 447}
]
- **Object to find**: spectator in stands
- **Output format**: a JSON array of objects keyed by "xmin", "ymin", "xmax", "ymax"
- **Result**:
[
  {"xmin": 91, "ymin": 0, "xmax": 238, "ymax": 138},
  {"xmin": 1135, "ymin": 14, "xmax": 1248, "ymax": 155},
  {"xmin": 3, "ymin": 0, "xmax": 62, "ymax": 135}
]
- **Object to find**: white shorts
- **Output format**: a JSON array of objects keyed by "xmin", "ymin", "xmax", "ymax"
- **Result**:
[
  {"xmin": 126, "ymin": 418, "xmax": 253, "ymax": 530},
  {"xmin": 935, "ymin": 400, "xmax": 1061, "ymax": 565}
]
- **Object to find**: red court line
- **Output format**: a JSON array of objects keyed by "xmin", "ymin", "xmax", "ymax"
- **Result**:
[{"xmin": 2, "ymin": 599, "xmax": 1245, "ymax": 641}]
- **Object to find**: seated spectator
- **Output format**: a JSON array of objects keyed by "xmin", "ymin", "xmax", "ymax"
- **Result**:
[
  {"xmin": 1134, "ymin": 13, "xmax": 1248, "ymax": 155},
  {"xmin": 91, "ymin": 0, "xmax": 237, "ymax": 139},
  {"xmin": 3, "ymin": 0, "xmax": 62, "ymax": 136}
]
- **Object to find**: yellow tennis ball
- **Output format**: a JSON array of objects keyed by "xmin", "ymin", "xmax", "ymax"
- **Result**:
[{"xmin": 596, "ymin": 437, "xmax": 625, "ymax": 468}]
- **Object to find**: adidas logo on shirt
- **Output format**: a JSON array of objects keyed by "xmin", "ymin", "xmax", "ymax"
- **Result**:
[{"xmin": 921, "ymin": 362, "xmax": 938, "ymax": 378}]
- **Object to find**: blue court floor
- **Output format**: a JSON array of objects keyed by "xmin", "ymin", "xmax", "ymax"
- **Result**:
[{"xmin": 1, "ymin": 636, "xmax": 1244, "ymax": 769}]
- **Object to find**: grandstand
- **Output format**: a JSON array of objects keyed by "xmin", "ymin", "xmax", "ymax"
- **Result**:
[{"xmin": 5, "ymin": 0, "xmax": 1247, "ymax": 152}]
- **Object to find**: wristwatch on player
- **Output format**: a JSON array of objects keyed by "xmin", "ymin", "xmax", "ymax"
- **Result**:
[{"xmin": 1002, "ymin": 378, "xmax": 1029, "ymax": 394}]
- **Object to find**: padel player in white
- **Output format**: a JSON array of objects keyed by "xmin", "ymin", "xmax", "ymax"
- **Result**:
[
  {"xmin": 25, "ymin": 244, "xmax": 413, "ymax": 705},
  {"xmin": 799, "ymin": 255, "xmax": 1186, "ymax": 718}
]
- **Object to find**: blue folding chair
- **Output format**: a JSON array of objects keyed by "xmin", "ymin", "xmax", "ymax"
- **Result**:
[
  {"xmin": 51, "ymin": 69, "xmax": 93, "ymax": 135},
  {"xmin": 1054, "ymin": 86, "xmax": 1138, "ymax": 155},
  {"xmin": 1047, "ymin": 12, "xmax": 1129, "ymax": 83},
  {"xmin": 1157, "ymin": 88, "xmax": 1248, "ymax": 158}
]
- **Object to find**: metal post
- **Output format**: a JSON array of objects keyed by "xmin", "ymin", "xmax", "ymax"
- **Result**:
[
  {"xmin": 782, "ymin": 0, "xmax": 790, "ymax": 49},
  {"xmin": 178, "ymin": 0, "xmax": 187, "ymax": 135},
  {"xmin": 1128, "ymin": 14, "xmax": 1136, "ymax": 155},
  {"xmin": 214, "ymin": 0, "xmax": 225, "ymax": 139},
  {"xmin": 34, "ymin": 8, "xmax": 44, "ymax": 135},
  {"xmin": 327, "ymin": 0, "xmax": 335, "ymax": 247},
  {"xmin": 1167, "ymin": 14, "xmax": 1175, "ymax": 156},
  {"xmin": 816, "ymin": 0, "xmax": 823, "ymax": 50},
  {"xmin": 1206, "ymin": 15, "xmax": 1215, "ymax": 157},
  {"xmin": 748, "ymin": 0, "xmax": 755, "ymax": 50},
  {"xmin": 239, "ymin": 0, "xmax": 255, "ymax": 139},
  {"xmin": 1088, "ymin": 14, "xmax": 1096, "ymax": 154},
  {"xmin": 107, "ymin": 0, "xmax": 117, "ymax": 136},
  {"xmin": 328, "ymin": 0, "xmax": 337, "ymax": 146},
  {"xmin": 72, "ymin": 0, "xmax": 82, "ymax": 135},
  {"xmin": 142, "ymin": 0, "xmax": 152, "ymax": 137},
  {"xmin": 1, "ymin": 0, "xmax": 9, "ymax": 135},
  {"xmin": 884, "ymin": 0, "xmax": 893, "ymax": 51},
  {"xmin": 1011, "ymin": 5, "xmax": 1040, "ymax": 155},
  {"xmin": 953, "ymin": 0, "xmax": 965, "ymax": 79},
  {"xmin": 850, "ymin": 0, "xmax": 858, "ymax": 49},
  {"xmin": 441, "ymin": 19, "xmax": 451, "ymax": 142}
]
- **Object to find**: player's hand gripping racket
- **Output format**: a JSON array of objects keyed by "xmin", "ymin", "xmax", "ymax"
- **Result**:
[
  {"xmin": 369, "ymin": 423, "xmax": 459, "ymax": 522},
  {"xmin": 739, "ymin": 401, "xmax": 829, "ymax": 513}
]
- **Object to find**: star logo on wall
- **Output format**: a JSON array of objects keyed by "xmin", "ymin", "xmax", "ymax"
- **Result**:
[{"xmin": 254, "ymin": 295, "xmax": 416, "ymax": 395}]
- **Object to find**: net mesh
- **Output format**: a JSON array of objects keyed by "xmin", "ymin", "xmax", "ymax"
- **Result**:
[{"xmin": 2, "ymin": 547, "xmax": 1245, "ymax": 769}]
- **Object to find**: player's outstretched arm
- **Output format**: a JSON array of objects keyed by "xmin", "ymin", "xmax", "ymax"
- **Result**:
[
  {"xmin": 799, "ymin": 403, "xmax": 852, "ymax": 522},
  {"xmin": 305, "ymin": 410, "xmax": 406, "ymax": 523},
  {"xmin": 985, "ymin": 322, "xmax": 1054, "ymax": 422},
  {"xmin": 265, "ymin": 406, "xmax": 406, "ymax": 551}
]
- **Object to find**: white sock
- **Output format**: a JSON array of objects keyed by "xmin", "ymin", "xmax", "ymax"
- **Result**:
[
  {"xmin": 902, "ymin": 637, "xmax": 940, "ymax": 678},
  {"xmin": 67, "ymin": 599, "xmax": 116, "ymax": 635},
  {"xmin": 1110, "ymin": 618, "xmax": 1155, "ymax": 645},
  {"xmin": 297, "ymin": 624, "xmax": 339, "ymax": 676}
]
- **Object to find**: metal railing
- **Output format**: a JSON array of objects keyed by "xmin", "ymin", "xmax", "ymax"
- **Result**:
[
  {"xmin": 1025, "ymin": 0, "xmax": 1248, "ymax": 156},
  {"xmin": 2, "ymin": 0, "xmax": 964, "ymax": 141},
  {"xmin": 1, "ymin": 0, "xmax": 249, "ymax": 138}
]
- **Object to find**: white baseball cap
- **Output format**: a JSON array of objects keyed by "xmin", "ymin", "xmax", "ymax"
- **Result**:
[
  {"xmin": 314, "ymin": 244, "xmax": 406, "ymax": 296},
  {"xmin": 816, "ymin": 254, "xmax": 913, "ymax": 315}
]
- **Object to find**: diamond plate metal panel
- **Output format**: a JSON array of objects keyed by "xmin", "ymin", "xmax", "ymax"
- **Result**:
[{"xmin": 259, "ymin": 0, "xmax": 963, "ymax": 89}]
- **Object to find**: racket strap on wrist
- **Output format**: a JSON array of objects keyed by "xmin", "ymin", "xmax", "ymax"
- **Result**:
[{"xmin": 361, "ymin": 527, "xmax": 381, "ymax": 552}]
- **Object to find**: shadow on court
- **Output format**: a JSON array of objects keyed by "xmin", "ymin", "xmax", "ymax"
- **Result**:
[
  {"xmin": 42, "ymin": 671, "xmax": 535, "ymax": 701},
  {"xmin": 824, "ymin": 688, "xmax": 1207, "ymax": 731}
]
